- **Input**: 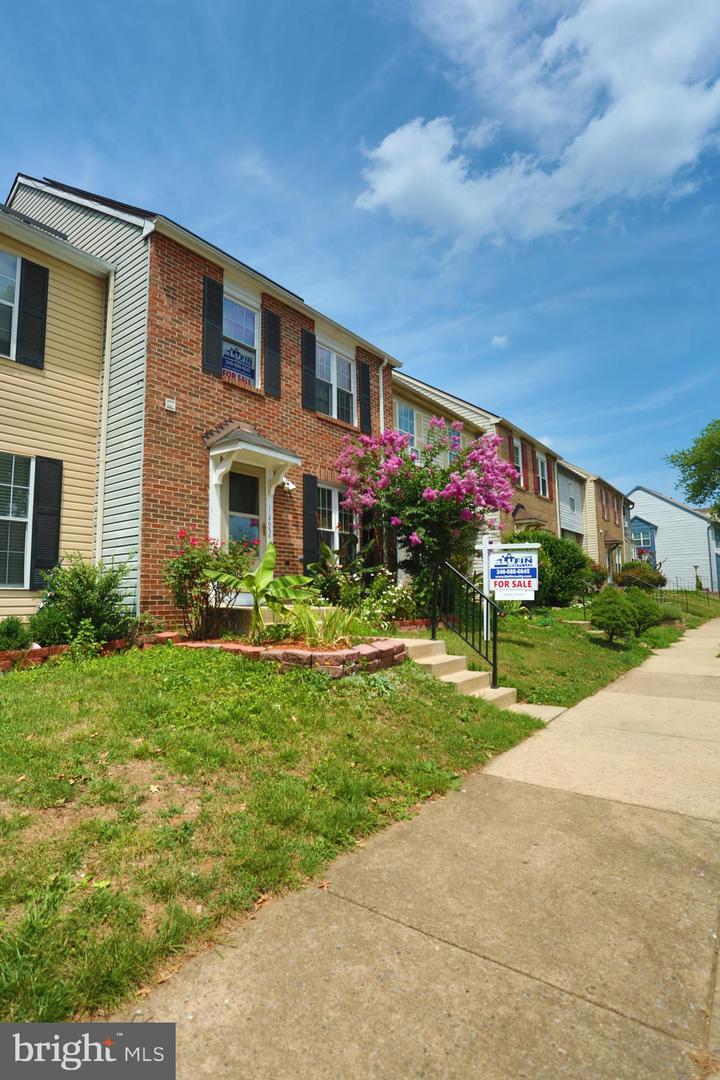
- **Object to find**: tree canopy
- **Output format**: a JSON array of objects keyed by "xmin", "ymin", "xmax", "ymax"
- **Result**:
[{"xmin": 666, "ymin": 420, "xmax": 720, "ymax": 521}]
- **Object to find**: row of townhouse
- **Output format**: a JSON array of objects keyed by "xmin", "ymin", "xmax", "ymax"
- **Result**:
[
  {"xmin": 1, "ymin": 174, "xmax": 636, "ymax": 622},
  {"xmin": 393, "ymin": 374, "xmax": 633, "ymax": 576},
  {"xmin": 627, "ymin": 488, "xmax": 720, "ymax": 591}
]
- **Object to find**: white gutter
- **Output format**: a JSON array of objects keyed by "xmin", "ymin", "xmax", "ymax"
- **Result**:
[
  {"xmin": 378, "ymin": 357, "xmax": 389, "ymax": 432},
  {"xmin": 94, "ymin": 268, "xmax": 115, "ymax": 562}
]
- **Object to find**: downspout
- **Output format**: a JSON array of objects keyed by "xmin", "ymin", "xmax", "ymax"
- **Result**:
[
  {"xmin": 707, "ymin": 523, "xmax": 715, "ymax": 592},
  {"xmin": 94, "ymin": 268, "xmax": 115, "ymax": 562},
  {"xmin": 378, "ymin": 357, "xmax": 389, "ymax": 432}
]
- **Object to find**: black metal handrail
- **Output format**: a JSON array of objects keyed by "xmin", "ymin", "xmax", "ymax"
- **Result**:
[{"xmin": 431, "ymin": 562, "xmax": 503, "ymax": 688}]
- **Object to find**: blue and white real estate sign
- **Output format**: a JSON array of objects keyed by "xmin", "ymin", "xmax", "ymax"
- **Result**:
[{"xmin": 488, "ymin": 550, "xmax": 539, "ymax": 599}]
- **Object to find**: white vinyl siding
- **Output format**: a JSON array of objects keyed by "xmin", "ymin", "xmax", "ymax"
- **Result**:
[
  {"xmin": 558, "ymin": 469, "xmax": 584, "ymax": 536},
  {"xmin": 629, "ymin": 489, "xmax": 718, "ymax": 591},
  {"xmin": 11, "ymin": 184, "xmax": 151, "ymax": 610}
]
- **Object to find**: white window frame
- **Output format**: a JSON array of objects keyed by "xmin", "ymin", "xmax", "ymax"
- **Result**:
[
  {"xmin": 396, "ymin": 403, "xmax": 416, "ymax": 445},
  {"xmin": 536, "ymin": 451, "xmax": 548, "ymax": 498},
  {"xmin": 0, "ymin": 451, "xmax": 35, "ymax": 589},
  {"xmin": 0, "ymin": 249, "xmax": 20, "ymax": 362},
  {"xmin": 512, "ymin": 438, "xmax": 523, "ymax": 487},
  {"xmin": 222, "ymin": 285, "xmax": 261, "ymax": 390},
  {"xmin": 315, "ymin": 342, "xmax": 356, "ymax": 424},
  {"xmin": 632, "ymin": 529, "xmax": 652, "ymax": 548},
  {"xmin": 317, "ymin": 485, "xmax": 358, "ymax": 557}
]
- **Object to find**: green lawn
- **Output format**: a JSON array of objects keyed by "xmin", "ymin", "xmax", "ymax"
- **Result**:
[{"xmin": 0, "ymin": 647, "xmax": 541, "ymax": 1022}]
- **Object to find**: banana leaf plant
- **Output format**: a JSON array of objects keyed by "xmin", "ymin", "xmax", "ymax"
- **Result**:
[{"xmin": 204, "ymin": 542, "xmax": 315, "ymax": 641}]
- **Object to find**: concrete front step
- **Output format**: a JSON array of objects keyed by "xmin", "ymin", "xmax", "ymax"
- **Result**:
[
  {"xmin": 472, "ymin": 686, "xmax": 518, "ymax": 708},
  {"xmin": 439, "ymin": 668, "xmax": 491, "ymax": 694},
  {"xmin": 395, "ymin": 638, "xmax": 447, "ymax": 661},
  {"xmin": 415, "ymin": 653, "xmax": 467, "ymax": 678}
]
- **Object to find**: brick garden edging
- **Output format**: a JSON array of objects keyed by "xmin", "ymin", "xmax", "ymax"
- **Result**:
[
  {"xmin": 0, "ymin": 632, "xmax": 406, "ymax": 678},
  {"xmin": 174, "ymin": 636, "xmax": 407, "ymax": 677}
]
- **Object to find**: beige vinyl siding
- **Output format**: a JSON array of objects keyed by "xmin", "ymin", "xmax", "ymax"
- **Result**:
[
  {"xmin": 10, "ymin": 183, "xmax": 150, "ymax": 609},
  {"xmin": 0, "ymin": 233, "xmax": 105, "ymax": 617}
]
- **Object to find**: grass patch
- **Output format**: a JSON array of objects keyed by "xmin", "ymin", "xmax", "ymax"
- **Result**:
[{"xmin": 0, "ymin": 647, "xmax": 540, "ymax": 1021}]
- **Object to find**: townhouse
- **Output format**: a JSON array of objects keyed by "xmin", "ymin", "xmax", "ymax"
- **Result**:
[
  {"xmin": 8, "ymin": 175, "xmax": 398, "ymax": 622},
  {"xmin": 0, "ymin": 202, "xmax": 111, "ymax": 617},
  {"xmin": 393, "ymin": 372, "xmax": 560, "ymax": 540},
  {"xmin": 564, "ymin": 462, "xmax": 632, "ymax": 576},
  {"xmin": 628, "ymin": 486, "xmax": 720, "ymax": 591}
]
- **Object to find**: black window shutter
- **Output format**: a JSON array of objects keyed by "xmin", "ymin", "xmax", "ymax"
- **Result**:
[
  {"xmin": 16, "ymin": 259, "xmax": 49, "ymax": 369},
  {"xmin": 263, "ymin": 309, "xmax": 281, "ymax": 398},
  {"xmin": 30, "ymin": 457, "xmax": 63, "ymax": 590},
  {"xmin": 359, "ymin": 360, "xmax": 372, "ymax": 433},
  {"xmin": 301, "ymin": 329, "xmax": 316, "ymax": 411},
  {"xmin": 302, "ymin": 473, "xmax": 318, "ymax": 570},
  {"xmin": 202, "ymin": 276, "xmax": 223, "ymax": 375}
]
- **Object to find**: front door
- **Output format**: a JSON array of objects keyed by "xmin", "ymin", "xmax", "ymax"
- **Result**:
[{"xmin": 227, "ymin": 468, "xmax": 265, "ymax": 556}]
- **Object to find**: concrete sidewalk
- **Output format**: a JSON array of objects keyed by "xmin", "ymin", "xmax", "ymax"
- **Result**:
[{"xmin": 119, "ymin": 620, "xmax": 720, "ymax": 1079}]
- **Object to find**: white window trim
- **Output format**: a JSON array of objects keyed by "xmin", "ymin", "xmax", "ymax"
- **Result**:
[
  {"xmin": 0, "ymin": 250, "xmax": 21, "ymax": 362},
  {"xmin": 223, "ymin": 284, "xmax": 262, "ymax": 390},
  {"xmin": 0, "ymin": 452, "xmax": 35, "ymax": 589},
  {"xmin": 317, "ymin": 485, "xmax": 357, "ymax": 553},
  {"xmin": 315, "ymin": 341, "xmax": 356, "ymax": 424},
  {"xmin": 396, "ymin": 402, "xmax": 416, "ymax": 446},
  {"xmin": 513, "ymin": 438, "xmax": 523, "ymax": 487},
  {"xmin": 536, "ymin": 451, "xmax": 548, "ymax": 498}
]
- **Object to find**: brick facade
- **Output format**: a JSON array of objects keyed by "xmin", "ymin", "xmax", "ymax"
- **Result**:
[
  {"xmin": 141, "ymin": 232, "xmax": 392, "ymax": 620},
  {"xmin": 496, "ymin": 423, "xmax": 559, "ymax": 537}
]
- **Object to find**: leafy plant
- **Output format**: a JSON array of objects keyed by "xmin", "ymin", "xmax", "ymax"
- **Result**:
[
  {"xmin": 40, "ymin": 553, "xmax": 132, "ymax": 644},
  {"xmin": 624, "ymin": 587, "xmax": 662, "ymax": 633},
  {"xmin": 589, "ymin": 589, "xmax": 637, "ymax": 643},
  {"xmin": 64, "ymin": 619, "xmax": 102, "ymax": 663},
  {"xmin": 164, "ymin": 526, "xmax": 257, "ymax": 639},
  {"xmin": 28, "ymin": 604, "xmax": 69, "ymax": 647},
  {"xmin": 206, "ymin": 543, "xmax": 315, "ymax": 641},
  {"xmin": 308, "ymin": 543, "xmax": 375, "ymax": 606},
  {"xmin": 357, "ymin": 567, "xmax": 418, "ymax": 629},
  {"xmin": 666, "ymin": 419, "xmax": 720, "ymax": 522},
  {"xmin": 0, "ymin": 616, "xmax": 32, "ymax": 651},
  {"xmin": 287, "ymin": 604, "xmax": 370, "ymax": 647},
  {"xmin": 615, "ymin": 561, "xmax": 667, "ymax": 589}
]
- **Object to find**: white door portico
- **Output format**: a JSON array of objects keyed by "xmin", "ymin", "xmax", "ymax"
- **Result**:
[{"xmin": 204, "ymin": 421, "xmax": 301, "ymax": 549}]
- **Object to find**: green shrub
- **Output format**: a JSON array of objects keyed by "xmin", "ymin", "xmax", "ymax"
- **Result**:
[
  {"xmin": 589, "ymin": 589, "xmax": 637, "ymax": 643},
  {"xmin": 28, "ymin": 604, "xmax": 69, "ymax": 647},
  {"xmin": 40, "ymin": 553, "xmax": 132, "ymax": 644},
  {"xmin": 64, "ymin": 619, "xmax": 103, "ymax": 663},
  {"xmin": 164, "ymin": 526, "xmax": 257, "ymax": 639},
  {"xmin": 624, "ymin": 587, "xmax": 662, "ymax": 633},
  {"xmin": 615, "ymin": 561, "xmax": 667, "ymax": 588},
  {"xmin": 659, "ymin": 601, "xmax": 683, "ymax": 622},
  {"xmin": 288, "ymin": 604, "xmax": 370, "ymax": 647},
  {"xmin": 506, "ymin": 529, "xmax": 592, "ymax": 606},
  {"xmin": 0, "ymin": 616, "xmax": 32, "ymax": 651}
]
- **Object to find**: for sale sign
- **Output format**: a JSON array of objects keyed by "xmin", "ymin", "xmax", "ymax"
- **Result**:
[{"xmin": 488, "ymin": 550, "xmax": 539, "ymax": 599}]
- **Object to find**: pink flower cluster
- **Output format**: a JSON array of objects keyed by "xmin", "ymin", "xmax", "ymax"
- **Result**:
[{"xmin": 336, "ymin": 420, "xmax": 516, "ymax": 538}]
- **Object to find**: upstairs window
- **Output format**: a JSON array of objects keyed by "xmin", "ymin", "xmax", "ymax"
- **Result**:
[
  {"xmin": 223, "ymin": 294, "xmax": 259, "ymax": 388},
  {"xmin": 536, "ymin": 452, "xmax": 548, "ymax": 497},
  {"xmin": 512, "ymin": 438, "xmax": 523, "ymax": 487},
  {"xmin": 632, "ymin": 529, "xmax": 652, "ymax": 548},
  {"xmin": 0, "ymin": 451, "xmax": 32, "ymax": 587},
  {"xmin": 317, "ymin": 485, "xmax": 357, "ymax": 564},
  {"xmin": 612, "ymin": 494, "xmax": 620, "ymax": 526},
  {"xmin": 0, "ymin": 250, "xmax": 19, "ymax": 359},
  {"xmin": 316, "ymin": 345, "xmax": 355, "ymax": 424},
  {"xmin": 600, "ymin": 487, "xmax": 609, "ymax": 520}
]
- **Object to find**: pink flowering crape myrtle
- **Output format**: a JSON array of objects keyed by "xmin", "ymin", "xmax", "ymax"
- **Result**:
[{"xmin": 337, "ymin": 419, "xmax": 517, "ymax": 574}]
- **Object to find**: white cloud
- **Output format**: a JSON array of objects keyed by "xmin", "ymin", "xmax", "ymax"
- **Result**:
[
  {"xmin": 358, "ymin": 0, "xmax": 720, "ymax": 245},
  {"xmin": 490, "ymin": 334, "xmax": 509, "ymax": 348}
]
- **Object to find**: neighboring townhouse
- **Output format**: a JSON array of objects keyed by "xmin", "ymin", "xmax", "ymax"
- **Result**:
[
  {"xmin": 565, "ymin": 463, "xmax": 632, "ymax": 576},
  {"xmin": 392, "ymin": 372, "xmax": 560, "ymax": 539},
  {"xmin": 629, "ymin": 515, "xmax": 658, "ymax": 565},
  {"xmin": 556, "ymin": 461, "xmax": 587, "ymax": 546},
  {"xmin": 8, "ymin": 175, "xmax": 398, "ymax": 622},
  {"xmin": 628, "ymin": 486, "xmax": 720, "ymax": 591},
  {"xmin": 0, "ymin": 203, "xmax": 111, "ymax": 617}
]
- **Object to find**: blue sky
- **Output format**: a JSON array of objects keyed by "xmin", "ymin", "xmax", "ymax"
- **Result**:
[{"xmin": 2, "ymin": 0, "xmax": 719, "ymax": 497}]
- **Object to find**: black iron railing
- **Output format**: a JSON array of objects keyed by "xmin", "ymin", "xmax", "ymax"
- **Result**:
[{"xmin": 431, "ymin": 562, "xmax": 503, "ymax": 688}]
